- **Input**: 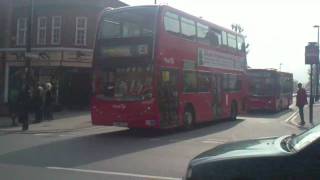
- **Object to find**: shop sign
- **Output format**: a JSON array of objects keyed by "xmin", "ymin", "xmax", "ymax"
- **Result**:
[{"xmin": 63, "ymin": 51, "xmax": 93, "ymax": 62}]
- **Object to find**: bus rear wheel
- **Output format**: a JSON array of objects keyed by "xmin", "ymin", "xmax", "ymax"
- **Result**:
[
  {"xmin": 230, "ymin": 102, "xmax": 238, "ymax": 121},
  {"xmin": 183, "ymin": 108, "xmax": 194, "ymax": 130}
]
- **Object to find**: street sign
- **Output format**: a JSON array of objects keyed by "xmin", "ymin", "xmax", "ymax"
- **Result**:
[
  {"xmin": 305, "ymin": 42, "xmax": 319, "ymax": 64},
  {"xmin": 25, "ymin": 52, "xmax": 40, "ymax": 59}
]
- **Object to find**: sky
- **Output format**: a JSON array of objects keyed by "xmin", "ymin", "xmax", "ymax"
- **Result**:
[{"xmin": 121, "ymin": 0, "xmax": 320, "ymax": 83}]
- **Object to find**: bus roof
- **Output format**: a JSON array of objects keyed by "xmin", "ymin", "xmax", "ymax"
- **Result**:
[
  {"xmin": 248, "ymin": 68, "xmax": 292, "ymax": 76},
  {"xmin": 101, "ymin": 5, "xmax": 244, "ymax": 38}
]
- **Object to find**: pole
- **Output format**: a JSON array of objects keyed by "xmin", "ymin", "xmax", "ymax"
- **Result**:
[
  {"xmin": 279, "ymin": 63, "xmax": 282, "ymax": 71},
  {"xmin": 25, "ymin": 0, "xmax": 34, "ymax": 88},
  {"xmin": 316, "ymin": 32, "xmax": 319, "ymax": 100},
  {"xmin": 154, "ymin": 0, "xmax": 157, "ymax": 4},
  {"xmin": 310, "ymin": 64, "xmax": 314, "ymax": 124}
]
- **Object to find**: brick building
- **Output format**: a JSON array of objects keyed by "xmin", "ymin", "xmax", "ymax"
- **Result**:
[{"xmin": 0, "ymin": 0, "xmax": 127, "ymax": 112}]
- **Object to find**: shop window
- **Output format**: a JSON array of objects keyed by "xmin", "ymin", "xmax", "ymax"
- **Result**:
[{"xmin": 184, "ymin": 71, "xmax": 197, "ymax": 92}]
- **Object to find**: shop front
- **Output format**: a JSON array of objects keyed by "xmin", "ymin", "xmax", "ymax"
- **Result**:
[
  {"xmin": 0, "ymin": 53, "xmax": 6, "ymax": 114},
  {"xmin": 2, "ymin": 48, "xmax": 93, "ymax": 110}
]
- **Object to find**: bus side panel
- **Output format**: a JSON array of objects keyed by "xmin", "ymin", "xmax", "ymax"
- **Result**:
[
  {"xmin": 181, "ymin": 93, "xmax": 213, "ymax": 123},
  {"xmin": 197, "ymin": 93, "xmax": 214, "ymax": 122}
]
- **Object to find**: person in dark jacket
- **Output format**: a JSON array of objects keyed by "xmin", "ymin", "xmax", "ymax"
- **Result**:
[
  {"xmin": 296, "ymin": 83, "xmax": 308, "ymax": 126},
  {"xmin": 44, "ymin": 82, "xmax": 53, "ymax": 120},
  {"xmin": 33, "ymin": 85, "xmax": 44, "ymax": 123},
  {"xmin": 17, "ymin": 86, "xmax": 31, "ymax": 131},
  {"xmin": 8, "ymin": 88, "xmax": 19, "ymax": 126}
]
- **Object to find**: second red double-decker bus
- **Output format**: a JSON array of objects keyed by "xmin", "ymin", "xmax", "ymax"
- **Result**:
[
  {"xmin": 247, "ymin": 69, "xmax": 293, "ymax": 112},
  {"xmin": 91, "ymin": 5, "xmax": 248, "ymax": 129}
]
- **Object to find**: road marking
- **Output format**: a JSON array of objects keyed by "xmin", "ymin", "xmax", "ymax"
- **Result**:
[
  {"xmin": 58, "ymin": 134, "xmax": 77, "ymax": 137},
  {"xmin": 201, "ymin": 139, "xmax": 227, "ymax": 144},
  {"xmin": 33, "ymin": 133, "xmax": 52, "ymax": 136},
  {"xmin": 202, "ymin": 140, "xmax": 225, "ymax": 144},
  {"xmin": 285, "ymin": 111, "xmax": 298, "ymax": 122},
  {"xmin": 47, "ymin": 167, "xmax": 182, "ymax": 180},
  {"xmin": 281, "ymin": 121, "xmax": 299, "ymax": 129}
]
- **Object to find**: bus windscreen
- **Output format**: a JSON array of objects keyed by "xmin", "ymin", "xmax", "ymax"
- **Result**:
[
  {"xmin": 97, "ymin": 64, "xmax": 153, "ymax": 101},
  {"xmin": 98, "ymin": 7, "xmax": 157, "ymax": 40},
  {"xmin": 249, "ymin": 72, "xmax": 275, "ymax": 96}
]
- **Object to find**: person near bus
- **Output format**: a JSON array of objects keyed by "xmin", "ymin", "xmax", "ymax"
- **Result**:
[
  {"xmin": 8, "ymin": 88, "xmax": 19, "ymax": 126},
  {"xmin": 296, "ymin": 83, "xmax": 308, "ymax": 126},
  {"xmin": 33, "ymin": 85, "xmax": 44, "ymax": 123},
  {"xmin": 17, "ymin": 86, "xmax": 31, "ymax": 131},
  {"xmin": 44, "ymin": 82, "xmax": 53, "ymax": 120}
]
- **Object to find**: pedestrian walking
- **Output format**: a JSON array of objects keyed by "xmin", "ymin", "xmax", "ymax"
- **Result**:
[
  {"xmin": 8, "ymin": 88, "xmax": 19, "ymax": 126},
  {"xmin": 33, "ymin": 85, "xmax": 44, "ymax": 123},
  {"xmin": 44, "ymin": 82, "xmax": 53, "ymax": 120},
  {"xmin": 17, "ymin": 86, "xmax": 31, "ymax": 131},
  {"xmin": 296, "ymin": 83, "xmax": 308, "ymax": 126}
]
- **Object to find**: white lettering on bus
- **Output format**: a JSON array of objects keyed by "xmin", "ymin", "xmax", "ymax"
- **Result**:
[
  {"xmin": 112, "ymin": 104, "xmax": 126, "ymax": 109},
  {"xmin": 164, "ymin": 57, "xmax": 175, "ymax": 65}
]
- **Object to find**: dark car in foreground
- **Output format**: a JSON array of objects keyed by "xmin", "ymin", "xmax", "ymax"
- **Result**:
[{"xmin": 185, "ymin": 125, "xmax": 320, "ymax": 180}]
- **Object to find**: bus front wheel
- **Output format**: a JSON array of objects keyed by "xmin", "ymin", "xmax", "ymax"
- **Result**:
[{"xmin": 230, "ymin": 102, "xmax": 238, "ymax": 121}]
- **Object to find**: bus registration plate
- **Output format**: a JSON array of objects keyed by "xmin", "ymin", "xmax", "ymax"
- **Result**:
[{"xmin": 113, "ymin": 122, "xmax": 128, "ymax": 127}]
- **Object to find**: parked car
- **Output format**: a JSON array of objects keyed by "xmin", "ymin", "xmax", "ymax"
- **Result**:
[{"xmin": 185, "ymin": 124, "xmax": 320, "ymax": 180}]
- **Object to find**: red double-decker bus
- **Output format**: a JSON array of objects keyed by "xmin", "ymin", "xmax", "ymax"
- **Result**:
[
  {"xmin": 247, "ymin": 69, "xmax": 293, "ymax": 112},
  {"xmin": 91, "ymin": 5, "xmax": 248, "ymax": 129}
]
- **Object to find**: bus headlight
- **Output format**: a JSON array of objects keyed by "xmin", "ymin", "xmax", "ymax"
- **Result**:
[{"xmin": 145, "ymin": 120, "xmax": 156, "ymax": 127}]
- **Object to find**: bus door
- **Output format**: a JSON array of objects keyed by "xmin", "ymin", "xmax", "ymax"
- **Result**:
[
  {"xmin": 158, "ymin": 69, "xmax": 179, "ymax": 127},
  {"xmin": 212, "ymin": 74, "xmax": 223, "ymax": 119}
]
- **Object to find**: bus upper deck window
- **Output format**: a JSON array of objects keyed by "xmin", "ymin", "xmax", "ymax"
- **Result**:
[
  {"xmin": 164, "ymin": 12, "xmax": 180, "ymax": 34},
  {"xmin": 237, "ymin": 36, "xmax": 245, "ymax": 51},
  {"xmin": 197, "ymin": 23, "xmax": 210, "ymax": 45},
  {"xmin": 181, "ymin": 17, "xmax": 196, "ymax": 41}
]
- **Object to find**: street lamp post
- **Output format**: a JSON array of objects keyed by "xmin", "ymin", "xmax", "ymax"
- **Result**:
[
  {"xmin": 314, "ymin": 25, "xmax": 319, "ymax": 101},
  {"xmin": 279, "ymin": 63, "xmax": 282, "ymax": 71},
  {"xmin": 25, "ymin": 0, "xmax": 34, "ymax": 89},
  {"xmin": 232, "ymin": 24, "xmax": 247, "ymax": 68}
]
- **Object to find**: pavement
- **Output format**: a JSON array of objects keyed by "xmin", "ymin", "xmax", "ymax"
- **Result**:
[
  {"xmin": 0, "ymin": 110, "xmax": 92, "ymax": 134},
  {"xmin": 287, "ymin": 101, "xmax": 320, "ymax": 128}
]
